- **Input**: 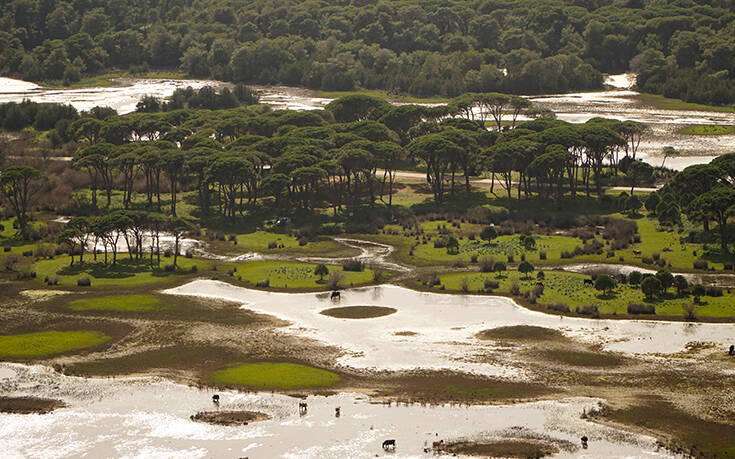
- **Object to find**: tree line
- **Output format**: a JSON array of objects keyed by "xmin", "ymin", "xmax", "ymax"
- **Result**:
[{"xmin": 6, "ymin": 0, "xmax": 735, "ymax": 102}]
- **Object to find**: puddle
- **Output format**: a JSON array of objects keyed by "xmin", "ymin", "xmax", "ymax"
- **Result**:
[
  {"xmin": 165, "ymin": 281, "xmax": 735, "ymax": 376},
  {"xmin": 0, "ymin": 363, "xmax": 666, "ymax": 458}
]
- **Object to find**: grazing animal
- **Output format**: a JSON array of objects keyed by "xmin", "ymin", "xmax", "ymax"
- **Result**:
[
  {"xmin": 583, "ymin": 279, "xmax": 594, "ymax": 286},
  {"xmin": 212, "ymin": 394, "xmax": 220, "ymax": 403},
  {"xmin": 432, "ymin": 440, "xmax": 444, "ymax": 451},
  {"xmin": 335, "ymin": 406, "xmax": 341, "ymax": 417},
  {"xmin": 331, "ymin": 290, "xmax": 341, "ymax": 300},
  {"xmin": 298, "ymin": 401, "xmax": 307, "ymax": 414},
  {"xmin": 382, "ymin": 439, "xmax": 396, "ymax": 451},
  {"xmin": 581, "ymin": 436, "xmax": 588, "ymax": 449},
  {"xmin": 729, "ymin": 344, "xmax": 734, "ymax": 356}
]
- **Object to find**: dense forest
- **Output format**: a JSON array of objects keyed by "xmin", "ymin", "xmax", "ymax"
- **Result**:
[{"xmin": 2, "ymin": 0, "xmax": 735, "ymax": 103}]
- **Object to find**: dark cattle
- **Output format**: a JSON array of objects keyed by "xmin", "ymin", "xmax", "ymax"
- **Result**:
[
  {"xmin": 382, "ymin": 439, "xmax": 396, "ymax": 450},
  {"xmin": 432, "ymin": 440, "xmax": 444, "ymax": 451},
  {"xmin": 212, "ymin": 394, "xmax": 220, "ymax": 403},
  {"xmin": 335, "ymin": 406, "xmax": 341, "ymax": 417},
  {"xmin": 298, "ymin": 401, "xmax": 307, "ymax": 414},
  {"xmin": 581, "ymin": 436, "xmax": 588, "ymax": 449},
  {"xmin": 583, "ymin": 279, "xmax": 594, "ymax": 286},
  {"xmin": 331, "ymin": 291, "xmax": 341, "ymax": 300},
  {"xmin": 729, "ymin": 345, "xmax": 734, "ymax": 356}
]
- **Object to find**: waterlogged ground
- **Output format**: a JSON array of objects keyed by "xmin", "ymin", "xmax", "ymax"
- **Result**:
[
  {"xmin": 0, "ymin": 363, "xmax": 667, "ymax": 458},
  {"xmin": 166, "ymin": 281, "xmax": 735, "ymax": 376}
]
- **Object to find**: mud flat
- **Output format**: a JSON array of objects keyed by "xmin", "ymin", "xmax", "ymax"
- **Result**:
[{"xmin": 190, "ymin": 410, "xmax": 269, "ymax": 425}]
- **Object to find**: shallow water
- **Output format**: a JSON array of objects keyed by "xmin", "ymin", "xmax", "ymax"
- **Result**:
[
  {"xmin": 0, "ymin": 77, "xmax": 217, "ymax": 114},
  {"xmin": 0, "ymin": 363, "xmax": 667, "ymax": 458},
  {"xmin": 166, "ymin": 281, "xmax": 735, "ymax": 377}
]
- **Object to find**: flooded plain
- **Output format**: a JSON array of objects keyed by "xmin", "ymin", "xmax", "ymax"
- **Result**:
[
  {"xmin": 0, "ymin": 363, "xmax": 668, "ymax": 458},
  {"xmin": 166, "ymin": 281, "xmax": 735, "ymax": 375}
]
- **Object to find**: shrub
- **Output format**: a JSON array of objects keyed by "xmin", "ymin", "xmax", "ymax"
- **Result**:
[
  {"xmin": 507, "ymin": 254, "xmax": 514, "ymax": 263},
  {"xmin": 518, "ymin": 261, "xmax": 534, "ymax": 278},
  {"xmin": 724, "ymin": 263, "xmax": 734, "ymax": 271},
  {"xmin": 163, "ymin": 264, "xmax": 175, "ymax": 272},
  {"xmin": 561, "ymin": 250, "xmax": 573, "ymax": 259},
  {"xmin": 45, "ymin": 275, "xmax": 59, "ymax": 286},
  {"xmin": 190, "ymin": 265, "xmax": 198, "ymax": 273},
  {"xmin": 163, "ymin": 249, "xmax": 173, "ymax": 257},
  {"xmin": 706, "ymin": 286, "xmax": 723, "ymax": 297},
  {"xmin": 509, "ymin": 280, "xmax": 520, "ymax": 296},
  {"xmin": 533, "ymin": 283, "xmax": 544, "ymax": 297},
  {"xmin": 77, "ymin": 277, "xmax": 91, "ymax": 287},
  {"xmin": 493, "ymin": 261, "xmax": 506, "ymax": 272},
  {"xmin": 539, "ymin": 251, "xmax": 547, "ymax": 260},
  {"xmin": 342, "ymin": 259, "xmax": 364, "ymax": 272},
  {"xmin": 460, "ymin": 277, "xmax": 470, "ymax": 292},
  {"xmin": 547, "ymin": 302, "xmax": 570, "ymax": 313},
  {"xmin": 576, "ymin": 304, "xmax": 600, "ymax": 317},
  {"xmin": 628, "ymin": 271, "xmax": 642, "ymax": 285},
  {"xmin": 298, "ymin": 237, "xmax": 308, "ymax": 246},
  {"xmin": 22, "ymin": 250, "xmax": 33, "ymax": 257},
  {"xmin": 627, "ymin": 303, "xmax": 655, "ymax": 314},
  {"xmin": 256, "ymin": 279, "xmax": 270, "ymax": 288},
  {"xmin": 479, "ymin": 256, "xmax": 495, "ymax": 272},
  {"xmin": 2, "ymin": 246, "xmax": 9, "ymax": 252},
  {"xmin": 268, "ymin": 241, "xmax": 278, "ymax": 249},
  {"xmin": 683, "ymin": 303, "xmax": 696, "ymax": 320},
  {"xmin": 228, "ymin": 234, "xmax": 236, "ymax": 242},
  {"xmin": 185, "ymin": 249, "xmax": 193, "ymax": 259},
  {"xmin": 693, "ymin": 260, "xmax": 708, "ymax": 270},
  {"xmin": 326, "ymin": 271, "xmax": 344, "ymax": 289},
  {"xmin": 470, "ymin": 254, "xmax": 478, "ymax": 263},
  {"xmin": 480, "ymin": 226, "xmax": 498, "ymax": 241},
  {"xmin": 484, "ymin": 279, "xmax": 500, "ymax": 290}
]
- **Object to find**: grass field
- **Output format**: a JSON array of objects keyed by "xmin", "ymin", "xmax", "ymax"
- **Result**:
[
  {"xmin": 230, "ymin": 260, "xmax": 374, "ymax": 289},
  {"xmin": 0, "ymin": 330, "xmax": 111, "ymax": 358},
  {"xmin": 677, "ymin": 125, "xmax": 735, "ymax": 135},
  {"xmin": 438, "ymin": 270, "xmax": 735, "ymax": 319},
  {"xmin": 226, "ymin": 230, "xmax": 357, "ymax": 257},
  {"xmin": 68, "ymin": 294, "xmax": 166, "ymax": 312},
  {"xmin": 211, "ymin": 362, "xmax": 341, "ymax": 389},
  {"xmin": 32, "ymin": 255, "xmax": 210, "ymax": 288}
]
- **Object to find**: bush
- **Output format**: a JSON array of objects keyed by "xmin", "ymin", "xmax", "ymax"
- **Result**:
[
  {"xmin": 547, "ymin": 302, "xmax": 570, "ymax": 313},
  {"xmin": 693, "ymin": 260, "xmax": 708, "ymax": 270},
  {"xmin": 460, "ymin": 277, "xmax": 470, "ymax": 292},
  {"xmin": 268, "ymin": 241, "xmax": 278, "ymax": 249},
  {"xmin": 185, "ymin": 249, "xmax": 193, "ymax": 259},
  {"xmin": 163, "ymin": 249, "xmax": 173, "ymax": 258},
  {"xmin": 2, "ymin": 246, "xmax": 9, "ymax": 252},
  {"xmin": 479, "ymin": 256, "xmax": 495, "ymax": 272},
  {"xmin": 342, "ymin": 259, "xmax": 364, "ymax": 272},
  {"xmin": 539, "ymin": 251, "xmax": 547, "ymax": 260},
  {"xmin": 190, "ymin": 265, "xmax": 198, "ymax": 273},
  {"xmin": 576, "ymin": 304, "xmax": 600, "ymax": 318},
  {"xmin": 326, "ymin": 271, "xmax": 344, "ymax": 289},
  {"xmin": 706, "ymin": 286, "xmax": 723, "ymax": 297},
  {"xmin": 45, "ymin": 275, "xmax": 59, "ymax": 286},
  {"xmin": 561, "ymin": 250, "xmax": 573, "ymax": 259},
  {"xmin": 77, "ymin": 277, "xmax": 91, "ymax": 287},
  {"xmin": 22, "ymin": 250, "xmax": 33, "ymax": 257},
  {"xmin": 507, "ymin": 254, "xmax": 514, "ymax": 263},
  {"xmin": 627, "ymin": 303, "xmax": 655, "ymax": 314},
  {"xmin": 493, "ymin": 261, "xmax": 506, "ymax": 272},
  {"xmin": 533, "ymin": 283, "xmax": 544, "ymax": 298},
  {"xmin": 256, "ymin": 279, "xmax": 270, "ymax": 288},
  {"xmin": 163, "ymin": 264, "xmax": 175, "ymax": 272},
  {"xmin": 628, "ymin": 271, "xmax": 642, "ymax": 285},
  {"xmin": 484, "ymin": 279, "xmax": 500, "ymax": 290},
  {"xmin": 509, "ymin": 280, "xmax": 520, "ymax": 296}
]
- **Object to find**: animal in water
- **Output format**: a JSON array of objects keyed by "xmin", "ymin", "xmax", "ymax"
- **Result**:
[
  {"xmin": 729, "ymin": 344, "xmax": 734, "ymax": 356},
  {"xmin": 583, "ymin": 279, "xmax": 594, "ymax": 286},
  {"xmin": 432, "ymin": 440, "xmax": 444, "ymax": 451},
  {"xmin": 212, "ymin": 394, "xmax": 220, "ymax": 403},
  {"xmin": 581, "ymin": 436, "xmax": 589, "ymax": 449},
  {"xmin": 335, "ymin": 406, "xmax": 341, "ymax": 417},
  {"xmin": 382, "ymin": 439, "xmax": 396, "ymax": 451},
  {"xmin": 331, "ymin": 290, "xmax": 341, "ymax": 300},
  {"xmin": 298, "ymin": 401, "xmax": 307, "ymax": 414}
]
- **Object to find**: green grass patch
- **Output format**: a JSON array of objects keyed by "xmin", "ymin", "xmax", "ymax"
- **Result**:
[
  {"xmin": 226, "ymin": 230, "xmax": 356, "ymax": 257},
  {"xmin": 232, "ymin": 260, "xmax": 374, "ymax": 289},
  {"xmin": 320, "ymin": 305, "xmax": 396, "ymax": 319},
  {"xmin": 68, "ymin": 294, "xmax": 166, "ymax": 312},
  {"xmin": 677, "ymin": 125, "xmax": 735, "ymax": 135},
  {"xmin": 32, "ymin": 255, "xmax": 210, "ymax": 288},
  {"xmin": 212, "ymin": 362, "xmax": 340, "ymax": 389},
  {"xmin": 438, "ymin": 270, "xmax": 735, "ymax": 319},
  {"xmin": 0, "ymin": 330, "xmax": 111, "ymax": 358}
]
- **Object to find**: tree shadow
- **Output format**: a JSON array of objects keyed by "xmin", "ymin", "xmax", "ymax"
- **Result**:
[{"xmin": 57, "ymin": 259, "xmax": 152, "ymax": 279}]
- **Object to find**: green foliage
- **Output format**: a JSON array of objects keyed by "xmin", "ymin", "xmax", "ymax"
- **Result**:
[{"xmin": 594, "ymin": 274, "xmax": 617, "ymax": 294}]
